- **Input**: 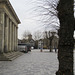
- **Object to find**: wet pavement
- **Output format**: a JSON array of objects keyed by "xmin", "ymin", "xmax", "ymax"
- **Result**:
[{"xmin": 0, "ymin": 49, "xmax": 75, "ymax": 75}]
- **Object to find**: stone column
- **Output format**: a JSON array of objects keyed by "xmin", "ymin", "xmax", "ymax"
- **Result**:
[
  {"xmin": 14, "ymin": 25, "xmax": 16, "ymax": 51},
  {"xmin": 12, "ymin": 23, "xmax": 14, "ymax": 51},
  {"xmin": 14, "ymin": 26, "xmax": 18, "ymax": 51},
  {"xmin": 11, "ymin": 21, "xmax": 13, "ymax": 51},
  {"xmin": 8, "ymin": 18, "xmax": 10, "ymax": 52},
  {"xmin": 16, "ymin": 27, "xmax": 18, "ymax": 50},
  {"xmin": 9, "ymin": 20, "xmax": 12, "ymax": 52},
  {"xmin": 15, "ymin": 26, "xmax": 16, "ymax": 50},
  {"xmin": 4, "ymin": 14, "xmax": 9, "ymax": 53},
  {"xmin": 0, "ymin": 12, "xmax": 5, "ymax": 53}
]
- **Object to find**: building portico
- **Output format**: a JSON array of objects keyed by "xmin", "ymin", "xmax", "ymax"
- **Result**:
[{"xmin": 0, "ymin": 0, "xmax": 20, "ymax": 54}]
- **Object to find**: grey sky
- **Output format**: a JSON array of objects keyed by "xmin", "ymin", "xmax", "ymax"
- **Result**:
[
  {"xmin": 9, "ymin": 0, "xmax": 41, "ymax": 39},
  {"xmin": 9, "ymin": 0, "xmax": 75, "ymax": 39}
]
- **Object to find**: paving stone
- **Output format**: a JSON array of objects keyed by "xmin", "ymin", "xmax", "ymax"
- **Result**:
[{"xmin": 0, "ymin": 49, "xmax": 75, "ymax": 75}]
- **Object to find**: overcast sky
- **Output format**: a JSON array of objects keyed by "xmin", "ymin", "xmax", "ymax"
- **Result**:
[
  {"xmin": 9, "ymin": 0, "xmax": 43, "ymax": 39},
  {"xmin": 9, "ymin": 0, "xmax": 75, "ymax": 39}
]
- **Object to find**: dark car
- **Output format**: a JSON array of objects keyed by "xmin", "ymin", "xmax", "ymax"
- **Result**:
[{"xmin": 26, "ymin": 44, "xmax": 31, "ymax": 51}]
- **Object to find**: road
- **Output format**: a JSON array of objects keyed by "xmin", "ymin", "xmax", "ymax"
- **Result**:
[{"xmin": 0, "ymin": 49, "xmax": 75, "ymax": 75}]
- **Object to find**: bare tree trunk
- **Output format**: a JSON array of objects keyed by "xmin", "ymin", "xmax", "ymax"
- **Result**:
[
  {"xmin": 56, "ymin": 0, "xmax": 74, "ymax": 75},
  {"xmin": 49, "ymin": 40, "xmax": 52, "ymax": 52},
  {"xmin": 45, "ymin": 31, "xmax": 54, "ymax": 52}
]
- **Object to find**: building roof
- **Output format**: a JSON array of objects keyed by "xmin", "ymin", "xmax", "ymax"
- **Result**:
[{"xmin": 0, "ymin": 0, "xmax": 21, "ymax": 24}]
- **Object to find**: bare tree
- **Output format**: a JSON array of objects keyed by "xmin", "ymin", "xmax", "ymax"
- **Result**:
[
  {"xmin": 33, "ymin": 31, "xmax": 43, "ymax": 41},
  {"xmin": 35, "ymin": 0, "xmax": 59, "ymax": 31},
  {"xmin": 35, "ymin": 0, "xmax": 74, "ymax": 74},
  {"xmin": 23, "ymin": 30, "xmax": 31, "ymax": 40},
  {"xmin": 45, "ymin": 31, "xmax": 56, "ymax": 52},
  {"xmin": 56, "ymin": 0, "xmax": 74, "ymax": 75}
]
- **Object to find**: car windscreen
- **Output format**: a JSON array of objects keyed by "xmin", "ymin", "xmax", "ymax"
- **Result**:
[{"xmin": 18, "ymin": 44, "xmax": 26, "ymax": 46}]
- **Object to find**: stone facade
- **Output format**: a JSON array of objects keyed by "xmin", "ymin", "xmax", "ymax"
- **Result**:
[
  {"xmin": 52, "ymin": 36, "xmax": 59, "ymax": 49},
  {"xmin": 0, "ymin": 0, "xmax": 20, "ymax": 53}
]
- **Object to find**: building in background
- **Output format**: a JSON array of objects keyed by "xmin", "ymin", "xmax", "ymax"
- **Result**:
[
  {"xmin": 28, "ymin": 34, "xmax": 35, "ymax": 47},
  {"xmin": 38, "ymin": 39, "xmax": 43, "ymax": 49},
  {"xmin": 38, "ymin": 36, "xmax": 58, "ymax": 50},
  {"xmin": 52, "ymin": 36, "xmax": 59, "ymax": 49}
]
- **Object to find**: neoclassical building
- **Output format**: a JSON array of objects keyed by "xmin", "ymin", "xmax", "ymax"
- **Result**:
[{"xmin": 0, "ymin": 0, "xmax": 20, "ymax": 53}]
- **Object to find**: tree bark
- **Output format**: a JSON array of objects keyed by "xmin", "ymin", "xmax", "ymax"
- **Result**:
[
  {"xmin": 49, "ymin": 40, "xmax": 52, "ymax": 52},
  {"xmin": 56, "ymin": 0, "xmax": 74, "ymax": 75}
]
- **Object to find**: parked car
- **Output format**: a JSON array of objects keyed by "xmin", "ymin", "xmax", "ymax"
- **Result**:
[
  {"xmin": 18, "ymin": 43, "xmax": 28, "ymax": 53},
  {"xmin": 26, "ymin": 44, "xmax": 31, "ymax": 51}
]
